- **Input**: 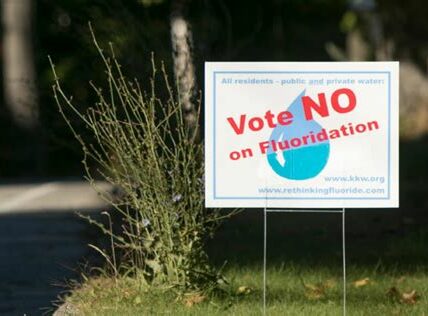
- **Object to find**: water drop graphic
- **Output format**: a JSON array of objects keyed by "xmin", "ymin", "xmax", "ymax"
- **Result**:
[{"xmin": 267, "ymin": 90, "xmax": 330, "ymax": 180}]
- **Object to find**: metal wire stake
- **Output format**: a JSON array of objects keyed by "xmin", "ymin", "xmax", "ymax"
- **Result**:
[
  {"xmin": 262, "ymin": 208, "xmax": 346, "ymax": 316},
  {"xmin": 342, "ymin": 207, "xmax": 346, "ymax": 316},
  {"xmin": 263, "ymin": 207, "xmax": 267, "ymax": 316}
]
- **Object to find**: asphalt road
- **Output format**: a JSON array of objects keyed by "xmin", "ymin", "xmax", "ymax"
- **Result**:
[{"xmin": 0, "ymin": 180, "xmax": 110, "ymax": 315}]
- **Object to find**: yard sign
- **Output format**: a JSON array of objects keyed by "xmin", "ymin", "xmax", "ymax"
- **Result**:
[{"xmin": 205, "ymin": 62, "xmax": 399, "ymax": 208}]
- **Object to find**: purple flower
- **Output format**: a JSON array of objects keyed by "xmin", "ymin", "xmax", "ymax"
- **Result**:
[{"xmin": 172, "ymin": 194, "xmax": 182, "ymax": 203}]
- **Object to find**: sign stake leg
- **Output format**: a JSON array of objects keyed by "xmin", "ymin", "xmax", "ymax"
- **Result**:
[
  {"xmin": 263, "ymin": 207, "xmax": 267, "ymax": 316},
  {"xmin": 342, "ymin": 208, "xmax": 346, "ymax": 316}
]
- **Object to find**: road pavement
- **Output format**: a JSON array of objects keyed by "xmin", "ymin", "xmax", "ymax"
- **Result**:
[{"xmin": 0, "ymin": 180, "xmax": 111, "ymax": 315}]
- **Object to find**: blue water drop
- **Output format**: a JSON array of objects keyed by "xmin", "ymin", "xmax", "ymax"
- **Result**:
[{"xmin": 267, "ymin": 90, "xmax": 330, "ymax": 180}]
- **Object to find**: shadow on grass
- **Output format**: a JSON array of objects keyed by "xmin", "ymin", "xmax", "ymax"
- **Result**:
[{"xmin": 207, "ymin": 209, "xmax": 428, "ymax": 273}]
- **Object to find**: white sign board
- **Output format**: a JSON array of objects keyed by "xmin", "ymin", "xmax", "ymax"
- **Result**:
[{"xmin": 205, "ymin": 62, "xmax": 399, "ymax": 208}]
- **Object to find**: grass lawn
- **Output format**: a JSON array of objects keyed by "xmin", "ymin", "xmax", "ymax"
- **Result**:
[{"xmin": 58, "ymin": 211, "xmax": 428, "ymax": 315}]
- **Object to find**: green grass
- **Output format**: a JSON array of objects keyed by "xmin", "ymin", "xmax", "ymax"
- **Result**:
[
  {"xmin": 62, "ymin": 264, "xmax": 428, "ymax": 315},
  {"xmin": 59, "ymin": 212, "xmax": 428, "ymax": 315}
]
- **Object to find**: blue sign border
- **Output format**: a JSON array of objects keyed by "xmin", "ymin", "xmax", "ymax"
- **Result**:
[{"xmin": 211, "ymin": 71, "xmax": 391, "ymax": 200}]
